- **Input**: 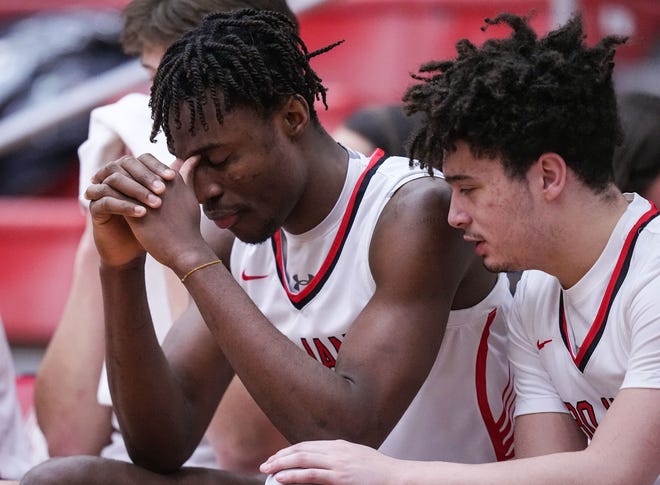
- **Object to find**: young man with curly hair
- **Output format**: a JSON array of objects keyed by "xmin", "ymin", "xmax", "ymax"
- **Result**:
[
  {"xmin": 260, "ymin": 13, "xmax": 660, "ymax": 485},
  {"xmin": 20, "ymin": 8, "xmax": 514, "ymax": 485}
]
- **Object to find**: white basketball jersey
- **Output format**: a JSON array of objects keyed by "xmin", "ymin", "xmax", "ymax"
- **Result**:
[
  {"xmin": 232, "ymin": 148, "xmax": 514, "ymax": 464},
  {"xmin": 509, "ymin": 194, "xmax": 660, "ymax": 485}
]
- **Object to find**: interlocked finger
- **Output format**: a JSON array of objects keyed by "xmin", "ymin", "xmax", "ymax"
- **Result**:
[{"xmin": 86, "ymin": 182, "xmax": 147, "ymax": 218}]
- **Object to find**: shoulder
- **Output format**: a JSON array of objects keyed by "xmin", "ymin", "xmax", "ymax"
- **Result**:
[
  {"xmin": 90, "ymin": 93, "xmax": 150, "ymax": 121},
  {"xmin": 377, "ymin": 172, "xmax": 452, "ymax": 237},
  {"xmin": 369, "ymin": 173, "xmax": 473, "ymax": 289}
]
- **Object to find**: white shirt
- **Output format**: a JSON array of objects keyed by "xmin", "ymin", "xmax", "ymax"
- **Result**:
[
  {"xmin": 233, "ymin": 149, "xmax": 514, "ymax": 470},
  {"xmin": 509, "ymin": 194, "xmax": 660, "ymax": 483},
  {"xmin": 0, "ymin": 319, "xmax": 33, "ymax": 479}
]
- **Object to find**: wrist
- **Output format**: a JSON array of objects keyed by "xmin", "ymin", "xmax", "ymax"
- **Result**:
[
  {"xmin": 171, "ymin": 246, "xmax": 223, "ymax": 281},
  {"xmin": 99, "ymin": 254, "xmax": 147, "ymax": 275}
]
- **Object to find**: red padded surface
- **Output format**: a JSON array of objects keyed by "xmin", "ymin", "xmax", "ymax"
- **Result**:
[
  {"xmin": 0, "ymin": 198, "xmax": 84, "ymax": 345},
  {"xmin": 15, "ymin": 374, "xmax": 36, "ymax": 418},
  {"xmin": 578, "ymin": 0, "xmax": 660, "ymax": 61},
  {"xmin": 298, "ymin": 0, "xmax": 552, "ymax": 131}
]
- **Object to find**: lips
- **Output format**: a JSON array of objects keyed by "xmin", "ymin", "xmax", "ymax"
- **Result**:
[
  {"xmin": 205, "ymin": 208, "xmax": 241, "ymax": 230},
  {"xmin": 463, "ymin": 234, "xmax": 486, "ymax": 256},
  {"xmin": 214, "ymin": 213, "xmax": 239, "ymax": 229},
  {"xmin": 474, "ymin": 240, "xmax": 486, "ymax": 256}
]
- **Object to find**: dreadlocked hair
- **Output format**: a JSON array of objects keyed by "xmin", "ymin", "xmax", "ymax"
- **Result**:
[
  {"xmin": 149, "ymin": 8, "xmax": 342, "ymax": 147},
  {"xmin": 404, "ymin": 13, "xmax": 626, "ymax": 192}
]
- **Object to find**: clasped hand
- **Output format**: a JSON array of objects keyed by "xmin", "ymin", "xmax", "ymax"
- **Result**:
[{"xmin": 85, "ymin": 153, "xmax": 203, "ymax": 270}]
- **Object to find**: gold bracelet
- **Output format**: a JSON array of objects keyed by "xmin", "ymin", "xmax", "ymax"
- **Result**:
[{"xmin": 180, "ymin": 259, "xmax": 223, "ymax": 283}]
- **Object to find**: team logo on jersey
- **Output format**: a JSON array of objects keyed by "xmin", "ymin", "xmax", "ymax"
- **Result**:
[
  {"xmin": 536, "ymin": 338, "xmax": 553, "ymax": 350},
  {"xmin": 292, "ymin": 273, "xmax": 315, "ymax": 291}
]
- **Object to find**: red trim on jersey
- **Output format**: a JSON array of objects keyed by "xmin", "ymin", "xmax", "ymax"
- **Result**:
[
  {"xmin": 272, "ymin": 149, "xmax": 386, "ymax": 308},
  {"xmin": 475, "ymin": 308, "xmax": 515, "ymax": 461},
  {"xmin": 559, "ymin": 206, "xmax": 659, "ymax": 371}
]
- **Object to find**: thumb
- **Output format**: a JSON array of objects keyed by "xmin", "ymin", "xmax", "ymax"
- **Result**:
[{"xmin": 179, "ymin": 155, "xmax": 201, "ymax": 186}]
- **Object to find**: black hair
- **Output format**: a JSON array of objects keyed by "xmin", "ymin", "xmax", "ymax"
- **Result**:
[
  {"xmin": 149, "ymin": 8, "xmax": 342, "ymax": 148},
  {"xmin": 404, "ymin": 13, "xmax": 626, "ymax": 192}
]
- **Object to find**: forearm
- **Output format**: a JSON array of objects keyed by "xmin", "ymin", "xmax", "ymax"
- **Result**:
[
  {"xmin": 35, "ymin": 230, "xmax": 112, "ymax": 455},
  {"xmin": 181, "ymin": 260, "xmax": 391, "ymax": 447},
  {"xmin": 100, "ymin": 259, "xmax": 199, "ymax": 471},
  {"xmin": 400, "ymin": 449, "xmax": 652, "ymax": 485},
  {"xmin": 205, "ymin": 376, "xmax": 289, "ymax": 474}
]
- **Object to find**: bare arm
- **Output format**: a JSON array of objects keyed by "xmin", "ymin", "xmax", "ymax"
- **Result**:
[
  {"xmin": 206, "ymin": 376, "xmax": 289, "ymax": 474},
  {"xmin": 34, "ymin": 218, "xmax": 112, "ymax": 456},
  {"xmin": 172, "ymin": 177, "xmax": 476, "ymax": 447},
  {"xmin": 262, "ymin": 388, "xmax": 660, "ymax": 485},
  {"xmin": 514, "ymin": 411, "xmax": 587, "ymax": 457}
]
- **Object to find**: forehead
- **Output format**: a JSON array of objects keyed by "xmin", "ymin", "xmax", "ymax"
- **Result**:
[
  {"xmin": 442, "ymin": 142, "xmax": 503, "ymax": 182},
  {"xmin": 168, "ymin": 100, "xmax": 269, "ymax": 158},
  {"xmin": 140, "ymin": 43, "xmax": 168, "ymax": 70}
]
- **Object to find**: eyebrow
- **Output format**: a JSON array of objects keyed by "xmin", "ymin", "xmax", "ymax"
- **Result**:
[
  {"xmin": 442, "ymin": 174, "xmax": 473, "ymax": 184},
  {"xmin": 181, "ymin": 142, "xmax": 225, "ymax": 161}
]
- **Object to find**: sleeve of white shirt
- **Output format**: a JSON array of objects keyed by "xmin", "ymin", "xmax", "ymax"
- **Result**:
[
  {"xmin": 0, "ymin": 320, "xmax": 33, "ymax": 479},
  {"xmin": 622, "ymin": 251, "xmax": 660, "ymax": 390},
  {"xmin": 508, "ymin": 271, "xmax": 569, "ymax": 418},
  {"xmin": 77, "ymin": 93, "xmax": 175, "ymax": 208}
]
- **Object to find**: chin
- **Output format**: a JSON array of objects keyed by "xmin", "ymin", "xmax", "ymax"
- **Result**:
[
  {"xmin": 233, "ymin": 219, "xmax": 279, "ymax": 245},
  {"xmin": 233, "ymin": 231, "xmax": 271, "ymax": 245},
  {"xmin": 482, "ymin": 258, "xmax": 516, "ymax": 274}
]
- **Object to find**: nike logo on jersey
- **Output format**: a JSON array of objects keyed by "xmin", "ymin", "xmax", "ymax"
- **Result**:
[
  {"xmin": 536, "ymin": 338, "xmax": 553, "ymax": 350},
  {"xmin": 241, "ymin": 270, "xmax": 269, "ymax": 281}
]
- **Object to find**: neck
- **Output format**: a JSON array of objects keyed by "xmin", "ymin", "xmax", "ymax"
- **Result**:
[
  {"xmin": 283, "ymin": 129, "xmax": 349, "ymax": 234},
  {"xmin": 548, "ymin": 188, "xmax": 629, "ymax": 288}
]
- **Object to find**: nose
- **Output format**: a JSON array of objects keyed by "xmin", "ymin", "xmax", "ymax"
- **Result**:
[
  {"xmin": 193, "ymin": 165, "xmax": 223, "ymax": 204},
  {"xmin": 447, "ymin": 194, "xmax": 471, "ymax": 229}
]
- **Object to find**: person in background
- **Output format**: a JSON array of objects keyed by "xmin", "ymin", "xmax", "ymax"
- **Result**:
[
  {"xmin": 259, "ymin": 13, "xmax": 660, "ymax": 485},
  {"xmin": 613, "ymin": 91, "xmax": 660, "ymax": 208},
  {"xmin": 22, "ymin": 8, "xmax": 512, "ymax": 484},
  {"xmin": 0, "ymin": 315, "xmax": 33, "ymax": 480},
  {"xmin": 332, "ymin": 105, "xmax": 421, "ymax": 157},
  {"xmin": 34, "ymin": 0, "xmax": 294, "ymax": 475}
]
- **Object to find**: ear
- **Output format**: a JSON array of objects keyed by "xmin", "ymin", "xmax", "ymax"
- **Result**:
[
  {"xmin": 277, "ymin": 94, "xmax": 310, "ymax": 139},
  {"xmin": 532, "ymin": 152, "xmax": 567, "ymax": 201}
]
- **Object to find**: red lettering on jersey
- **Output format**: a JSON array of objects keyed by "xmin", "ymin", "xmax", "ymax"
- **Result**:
[
  {"xmin": 313, "ymin": 338, "xmax": 337, "ymax": 368},
  {"xmin": 300, "ymin": 338, "xmax": 316, "ymax": 359},
  {"xmin": 300, "ymin": 336, "xmax": 342, "ymax": 368},
  {"xmin": 576, "ymin": 401, "xmax": 597, "ymax": 437},
  {"xmin": 565, "ymin": 399, "xmax": 610, "ymax": 439},
  {"xmin": 329, "ymin": 336, "xmax": 343, "ymax": 353}
]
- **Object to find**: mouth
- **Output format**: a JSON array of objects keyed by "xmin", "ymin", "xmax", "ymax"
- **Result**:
[
  {"xmin": 463, "ymin": 234, "xmax": 486, "ymax": 256},
  {"xmin": 205, "ymin": 209, "xmax": 241, "ymax": 230}
]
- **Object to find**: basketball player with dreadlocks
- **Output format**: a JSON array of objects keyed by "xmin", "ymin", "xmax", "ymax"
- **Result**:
[
  {"xmin": 22, "ymin": 8, "xmax": 513, "ymax": 484},
  {"xmin": 259, "ymin": 13, "xmax": 660, "ymax": 485}
]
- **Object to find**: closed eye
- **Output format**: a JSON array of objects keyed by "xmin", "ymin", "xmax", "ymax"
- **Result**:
[{"xmin": 201, "ymin": 153, "xmax": 229, "ymax": 168}]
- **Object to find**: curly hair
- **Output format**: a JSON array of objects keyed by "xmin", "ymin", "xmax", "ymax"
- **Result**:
[
  {"xmin": 404, "ymin": 13, "xmax": 627, "ymax": 192},
  {"xmin": 149, "ymin": 8, "xmax": 342, "ymax": 148}
]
